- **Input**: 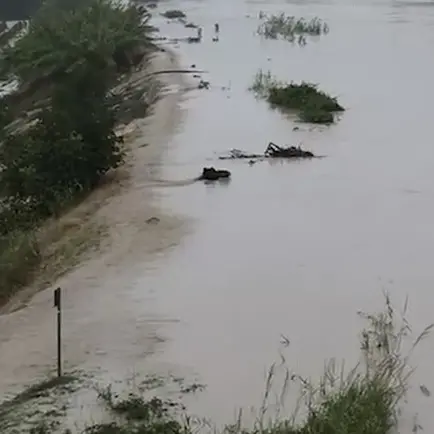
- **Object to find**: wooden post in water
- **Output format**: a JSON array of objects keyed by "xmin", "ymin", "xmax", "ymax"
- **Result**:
[{"xmin": 53, "ymin": 287, "xmax": 62, "ymax": 377}]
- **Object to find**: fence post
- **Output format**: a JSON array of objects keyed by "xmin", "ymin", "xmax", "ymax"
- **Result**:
[{"xmin": 53, "ymin": 287, "xmax": 62, "ymax": 377}]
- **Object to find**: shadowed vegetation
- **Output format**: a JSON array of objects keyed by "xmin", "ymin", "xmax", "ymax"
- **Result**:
[
  {"xmin": 250, "ymin": 70, "xmax": 344, "ymax": 124},
  {"xmin": 0, "ymin": 0, "xmax": 156, "ymax": 304}
]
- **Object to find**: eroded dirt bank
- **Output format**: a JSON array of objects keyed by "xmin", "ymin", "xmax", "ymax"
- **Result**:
[{"xmin": 0, "ymin": 48, "xmax": 190, "ymax": 400}]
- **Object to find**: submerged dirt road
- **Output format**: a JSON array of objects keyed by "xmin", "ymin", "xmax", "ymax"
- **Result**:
[{"xmin": 0, "ymin": 49, "xmax": 191, "ymax": 399}]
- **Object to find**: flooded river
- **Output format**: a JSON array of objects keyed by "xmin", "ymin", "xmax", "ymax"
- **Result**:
[
  {"xmin": 2, "ymin": 0, "xmax": 434, "ymax": 430},
  {"xmin": 151, "ymin": 0, "xmax": 434, "ymax": 428}
]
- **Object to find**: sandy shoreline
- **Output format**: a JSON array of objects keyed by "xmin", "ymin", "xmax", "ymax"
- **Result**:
[{"xmin": 0, "ymin": 47, "xmax": 190, "ymax": 399}]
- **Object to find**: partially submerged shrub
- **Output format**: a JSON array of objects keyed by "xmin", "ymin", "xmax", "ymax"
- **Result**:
[
  {"xmin": 161, "ymin": 9, "xmax": 186, "ymax": 19},
  {"xmin": 257, "ymin": 13, "xmax": 329, "ymax": 44},
  {"xmin": 250, "ymin": 70, "xmax": 344, "ymax": 124}
]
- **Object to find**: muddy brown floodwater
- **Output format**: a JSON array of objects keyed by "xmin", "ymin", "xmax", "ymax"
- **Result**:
[{"xmin": 2, "ymin": 0, "xmax": 434, "ymax": 431}]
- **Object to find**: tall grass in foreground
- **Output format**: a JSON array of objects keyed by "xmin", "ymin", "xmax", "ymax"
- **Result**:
[
  {"xmin": 0, "ymin": 297, "xmax": 430, "ymax": 433},
  {"xmin": 246, "ymin": 295, "xmax": 432, "ymax": 434}
]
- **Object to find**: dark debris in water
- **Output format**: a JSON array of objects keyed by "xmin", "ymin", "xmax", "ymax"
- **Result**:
[
  {"xmin": 219, "ymin": 142, "xmax": 317, "ymax": 161},
  {"xmin": 198, "ymin": 80, "xmax": 210, "ymax": 90},
  {"xmin": 420, "ymin": 385, "xmax": 431, "ymax": 397}
]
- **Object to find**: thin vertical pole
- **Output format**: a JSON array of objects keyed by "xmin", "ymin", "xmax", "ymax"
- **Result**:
[{"xmin": 54, "ymin": 287, "xmax": 62, "ymax": 377}]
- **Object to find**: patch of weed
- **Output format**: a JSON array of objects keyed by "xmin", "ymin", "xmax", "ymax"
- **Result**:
[
  {"xmin": 161, "ymin": 10, "xmax": 186, "ymax": 19},
  {"xmin": 250, "ymin": 70, "xmax": 344, "ymax": 124},
  {"xmin": 88, "ymin": 387, "xmax": 187, "ymax": 434}
]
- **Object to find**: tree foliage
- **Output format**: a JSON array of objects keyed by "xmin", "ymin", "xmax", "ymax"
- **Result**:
[
  {"xmin": 0, "ymin": 0, "xmax": 153, "ymax": 225},
  {"xmin": 1, "ymin": 0, "xmax": 153, "ymax": 228},
  {"xmin": 0, "ymin": 68, "xmax": 124, "ymax": 223},
  {"xmin": 0, "ymin": 0, "xmax": 152, "ymax": 83}
]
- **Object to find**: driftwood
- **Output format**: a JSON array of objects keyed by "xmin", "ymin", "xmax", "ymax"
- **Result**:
[
  {"xmin": 265, "ymin": 142, "xmax": 314, "ymax": 158},
  {"xmin": 198, "ymin": 167, "xmax": 231, "ymax": 181},
  {"xmin": 149, "ymin": 69, "xmax": 207, "ymax": 76},
  {"xmin": 219, "ymin": 149, "xmax": 264, "ymax": 160},
  {"xmin": 219, "ymin": 142, "xmax": 315, "ymax": 161}
]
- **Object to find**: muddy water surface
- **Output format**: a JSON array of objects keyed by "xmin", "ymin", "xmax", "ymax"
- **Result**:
[
  {"xmin": 2, "ymin": 0, "xmax": 434, "ymax": 430},
  {"xmin": 150, "ymin": 0, "xmax": 434, "ymax": 429}
]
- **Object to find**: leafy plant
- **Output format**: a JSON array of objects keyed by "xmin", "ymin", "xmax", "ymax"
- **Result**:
[{"xmin": 250, "ymin": 70, "xmax": 344, "ymax": 124}]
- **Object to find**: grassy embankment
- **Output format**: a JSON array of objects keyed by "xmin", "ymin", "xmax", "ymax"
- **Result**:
[
  {"xmin": 0, "ymin": 298, "xmax": 430, "ymax": 433},
  {"xmin": 250, "ymin": 70, "xmax": 344, "ymax": 124},
  {"xmin": 0, "ymin": 0, "xmax": 158, "ymax": 305}
]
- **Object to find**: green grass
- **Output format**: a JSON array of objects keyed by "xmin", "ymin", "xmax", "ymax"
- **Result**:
[
  {"xmin": 257, "ymin": 13, "xmax": 329, "ymax": 44},
  {"xmin": 255, "ymin": 295, "xmax": 430, "ymax": 434},
  {"xmin": 250, "ymin": 70, "xmax": 344, "ymax": 124},
  {"xmin": 259, "ymin": 378, "xmax": 395, "ymax": 434}
]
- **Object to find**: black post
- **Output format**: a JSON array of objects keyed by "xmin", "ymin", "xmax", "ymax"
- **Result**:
[{"xmin": 53, "ymin": 287, "xmax": 62, "ymax": 377}]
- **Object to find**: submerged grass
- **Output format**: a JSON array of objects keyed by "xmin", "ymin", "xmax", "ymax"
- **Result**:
[
  {"xmin": 250, "ymin": 70, "xmax": 344, "ymax": 124},
  {"xmin": 257, "ymin": 13, "xmax": 329, "ymax": 45},
  {"xmin": 0, "ymin": 296, "xmax": 430, "ymax": 433},
  {"xmin": 0, "ymin": 375, "xmax": 79, "ymax": 432}
]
